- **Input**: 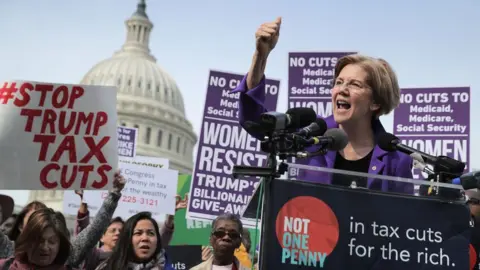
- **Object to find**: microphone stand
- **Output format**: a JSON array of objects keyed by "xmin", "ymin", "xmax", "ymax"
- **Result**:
[
  {"xmin": 232, "ymin": 134, "xmax": 289, "ymax": 270},
  {"xmin": 428, "ymin": 157, "xmax": 465, "ymax": 199}
]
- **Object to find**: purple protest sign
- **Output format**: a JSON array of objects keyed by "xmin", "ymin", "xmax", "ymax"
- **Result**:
[
  {"xmin": 287, "ymin": 52, "xmax": 355, "ymax": 179},
  {"xmin": 393, "ymin": 87, "xmax": 470, "ymax": 179},
  {"xmin": 288, "ymin": 52, "xmax": 355, "ymax": 117},
  {"xmin": 117, "ymin": 126, "xmax": 137, "ymax": 158},
  {"xmin": 186, "ymin": 70, "xmax": 279, "ymax": 225}
]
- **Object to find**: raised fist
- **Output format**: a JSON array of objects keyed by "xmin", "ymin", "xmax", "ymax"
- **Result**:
[
  {"xmin": 255, "ymin": 17, "xmax": 282, "ymax": 56},
  {"xmin": 112, "ymin": 170, "xmax": 126, "ymax": 193}
]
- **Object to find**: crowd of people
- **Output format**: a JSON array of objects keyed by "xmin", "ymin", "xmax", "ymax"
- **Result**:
[{"xmin": 0, "ymin": 171, "xmax": 259, "ymax": 270}]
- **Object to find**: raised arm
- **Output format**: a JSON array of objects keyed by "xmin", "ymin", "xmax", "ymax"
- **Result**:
[
  {"xmin": 74, "ymin": 190, "xmax": 90, "ymax": 236},
  {"xmin": 160, "ymin": 193, "xmax": 188, "ymax": 247},
  {"xmin": 231, "ymin": 17, "xmax": 282, "ymax": 140},
  {"xmin": 160, "ymin": 215, "xmax": 174, "ymax": 247},
  {"xmin": 67, "ymin": 172, "xmax": 125, "ymax": 267}
]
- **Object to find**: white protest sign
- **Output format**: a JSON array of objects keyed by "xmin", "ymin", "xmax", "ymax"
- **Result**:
[
  {"xmin": 81, "ymin": 156, "xmax": 176, "ymax": 219},
  {"xmin": 0, "ymin": 81, "xmax": 118, "ymax": 190},
  {"xmin": 118, "ymin": 155, "xmax": 169, "ymax": 169}
]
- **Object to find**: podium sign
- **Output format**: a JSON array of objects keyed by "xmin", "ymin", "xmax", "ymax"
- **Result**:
[{"xmin": 263, "ymin": 178, "xmax": 471, "ymax": 269}]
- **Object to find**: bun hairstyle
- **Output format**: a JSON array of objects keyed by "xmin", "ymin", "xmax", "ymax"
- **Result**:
[{"xmin": 334, "ymin": 54, "xmax": 400, "ymax": 117}]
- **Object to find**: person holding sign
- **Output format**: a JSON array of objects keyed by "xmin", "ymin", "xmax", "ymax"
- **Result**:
[
  {"xmin": 75, "ymin": 193, "xmax": 188, "ymax": 270},
  {"xmin": 232, "ymin": 17, "xmax": 413, "ymax": 194},
  {"xmin": 94, "ymin": 212, "xmax": 174, "ymax": 270},
  {"xmin": 0, "ymin": 171, "xmax": 126, "ymax": 268}
]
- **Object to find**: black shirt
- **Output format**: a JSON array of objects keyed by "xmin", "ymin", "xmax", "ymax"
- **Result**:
[{"xmin": 331, "ymin": 150, "xmax": 374, "ymax": 188}]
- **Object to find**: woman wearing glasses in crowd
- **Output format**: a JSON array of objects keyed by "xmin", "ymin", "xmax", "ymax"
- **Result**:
[
  {"xmin": 232, "ymin": 17, "xmax": 413, "ymax": 194},
  {"xmin": 192, "ymin": 214, "xmax": 249, "ymax": 270},
  {"xmin": 95, "ymin": 211, "xmax": 174, "ymax": 270}
]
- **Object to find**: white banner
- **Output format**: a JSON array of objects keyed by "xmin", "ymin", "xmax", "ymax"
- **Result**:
[
  {"xmin": 63, "ymin": 156, "xmax": 169, "ymax": 216},
  {"xmin": 73, "ymin": 156, "xmax": 176, "ymax": 220},
  {"xmin": 0, "ymin": 81, "xmax": 118, "ymax": 190}
]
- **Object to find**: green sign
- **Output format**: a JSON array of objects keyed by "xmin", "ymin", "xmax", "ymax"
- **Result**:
[{"xmin": 170, "ymin": 175, "xmax": 260, "ymax": 246}]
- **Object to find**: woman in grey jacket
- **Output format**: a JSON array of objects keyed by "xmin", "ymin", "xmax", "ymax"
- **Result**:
[{"xmin": 0, "ymin": 171, "xmax": 125, "ymax": 268}]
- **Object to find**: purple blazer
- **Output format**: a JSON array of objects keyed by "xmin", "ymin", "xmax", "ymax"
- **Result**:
[{"xmin": 231, "ymin": 74, "xmax": 414, "ymax": 195}]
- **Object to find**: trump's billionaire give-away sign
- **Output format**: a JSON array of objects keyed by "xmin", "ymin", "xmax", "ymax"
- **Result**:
[
  {"xmin": 186, "ymin": 70, "xmax": 280, "ymax": 226},
  {"xmin": 0, "ymin": 81, "xmax": 118, "ymax": 190}
]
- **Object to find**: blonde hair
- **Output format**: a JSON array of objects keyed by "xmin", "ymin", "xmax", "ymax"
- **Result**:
[{"xmin": 334, "ymin": 54, "xmax": 400, "ymax": 117}]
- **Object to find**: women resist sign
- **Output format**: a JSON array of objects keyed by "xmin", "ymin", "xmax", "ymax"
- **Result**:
[{"xmin": 0, "ymin": 81, "xmax": 118, "ymax": 190}]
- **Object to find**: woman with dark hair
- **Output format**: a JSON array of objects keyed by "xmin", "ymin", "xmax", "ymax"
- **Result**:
[
  {"xmin": 8, "ymin": 201, "xmax": 46, "ymax": 241},
  {"xmin": 0, "ymin": 208, "xmax": 72, "ymax": 269},
  {"xmin": 95, "ymin": 211, "xmax": 174, "ymax": 270},
  {"xmin": 0, "ymin": 171, "xmax": 127, "ymax": 268}
]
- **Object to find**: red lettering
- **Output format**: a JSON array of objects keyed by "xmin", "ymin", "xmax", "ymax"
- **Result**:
[
  {"xmin": 80, "ymin": 136, "xmax": 110, "ymax": 163},
  {"xmin": 69, "ymin": 86, "xmax": 85, "ymax": 109},
  {"xmin": 14, "ymin": 83, "xmax": 34, "ymax": 107},
  {"xmin": 33, "ymin": 135, "xmax": 56, "ymax": 161},
  {"xmin": 59, "ymin": 111, "xmax": 76, "ymax": 135},
  {"xmin": 20, "ymin": 109, "xmax": 42, "ymax": 132},
  {"xmin": 92, "ymin": 112, "xmax": 108, "ymax": 136},
  {"xmin": 78, "ymin": 165, "xmax": 94, "ymax": 188},
  {"xmin": 25, "ymin": 111, "xmax": 103, "ymax": 135},
  {"xmin": 39, "ymin": 163, "xmax": 59, "ymax": 189},
  {"xmin": 92, "ymin": 164, "xmax": 112, "ymax": 189},
  {"xmin": 39, "ymin": 164, "xmax": 111, "ymax": 189},
  {"xmin": 35, "ymin": 84, "xmax": 53, "ymax": 106},
  {"xmin": 59, "ymin": 164, "xmax": 78, "ymax": 188},
  {"xmin": 75, "ymin": 112, "xmax": 94, "ymax": 135},
  {"xmin": 51, "ymin": 136, "xmax": 76, "ymax": 162},
  {"xmin": 52, "ymin": 86, "xmax": 69, "ymax": 109},
  {"xmin": 40, "ymin": 109, "xmax": 57, "ymax": 134}
]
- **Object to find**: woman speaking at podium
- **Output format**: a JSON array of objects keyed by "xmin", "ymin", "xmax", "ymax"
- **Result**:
[{"xmin": 231, "ymin": 17, "xmax": 414, "ymax": 194}]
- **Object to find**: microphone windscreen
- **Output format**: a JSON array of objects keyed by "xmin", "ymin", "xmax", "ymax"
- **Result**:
[
  {"xmin": 377, "ymin": 132, "xmax": 399, "ymax": 152},
  {"xmin": 452, "ymin": 178, "xmax": 461, "ymax": 185},
  {"xmin": 324, "ymin": 128, "xmax": 348, "ymax": 151},
  {"xmin": 310, "ymin": 118, "xmax": 328, "ymax": 136},
  {"xmin": 285, "ymin": 107, "xmax": 317, "ymax": 129}
]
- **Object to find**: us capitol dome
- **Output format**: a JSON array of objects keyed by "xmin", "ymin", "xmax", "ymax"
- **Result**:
[{"xmin": 29, "ymin": 0, "xmax": 198, "ymax": 211}]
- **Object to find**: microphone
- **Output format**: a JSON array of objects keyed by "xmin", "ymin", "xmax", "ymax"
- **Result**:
[
  {"xmin": 260, "ymin": 108, "xmax": 317, "ymax": 132},
  {"xmin": 306, "ymin": 128, "xmax": 349, "ymax": 151},
  {"xmin": 295, "ymin": 118, "xmax": 328, "ymax": 137},
  {"xmin": 451, "ymin": 171, "xmax": 480, "ymax": 190},
  {"xmin": 378, "ymin": 133, "xmax": 466, "ymax": 175}
]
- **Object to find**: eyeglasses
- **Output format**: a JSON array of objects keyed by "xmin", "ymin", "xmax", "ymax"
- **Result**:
[
  {"xmin": 333, "ymin": 79, "xmax": 369, "ymax": 92},
  {"xmin": 467, "ymin": 198, "xmax": 480, "ymax": 205},
  {"xmin": 212, "ymin": 230, "xmax": 241, "ymax": 240}
]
